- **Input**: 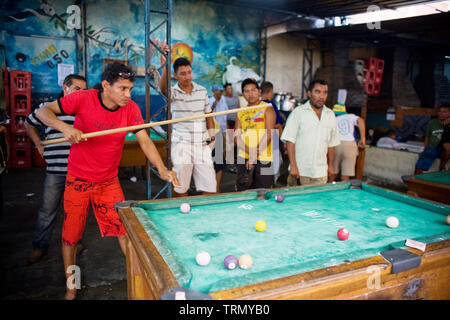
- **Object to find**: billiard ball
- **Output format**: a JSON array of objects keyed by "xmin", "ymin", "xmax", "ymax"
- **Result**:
[
  {"xmin": 275, "ymin": 194, "xmax": 284, "ymax": 202},
  {"xmin": 180, "ymin": 203, "xmax": 190, "ymax": 213},
  {"xmin": 196, "ymin": 251, "xmax": 211, "ymax": 266},
  {"xmin": 445, "ymin": 215, "xmax": 450, "ymax": 225},
  {"xmin": 224, "ymin": 255, "xmax": 238, "ymax": 270},
  {"xmin": 337, "ymin": 228, "xmax": 349, "ymax": 240},
  {"xmin": 386, "ymin": 216, "xmax": 399, "ymax": 228},
  {"xmin": 255, "ymin": 220, "xmax": 267, "ymax": 232},
  {"xmin": 238, "ymin": 254, "xmax": 253, "ymax": 269}
]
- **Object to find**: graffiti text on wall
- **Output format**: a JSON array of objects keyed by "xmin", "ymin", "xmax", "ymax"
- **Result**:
[{"xmin": 31, "ymin": 44, "xmax": 70, "ymax": 69}]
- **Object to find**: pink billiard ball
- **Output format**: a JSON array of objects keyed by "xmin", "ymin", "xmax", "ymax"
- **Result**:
[
  {"xmin": 180, "ymin": 203, "xmax": 190, "ymax": 213},
  {"xmin": 337, "ymin": 228, "xmax": 349, "ymax": 241}
]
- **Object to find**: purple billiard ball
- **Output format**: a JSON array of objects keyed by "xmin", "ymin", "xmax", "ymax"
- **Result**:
[
  {"xmin": 275, "ymin": 194, "xmax": 284, "ymax": 202},
  {"xmin": 224, "ymin": 255, "xmax": 238, "ymax": 270}
]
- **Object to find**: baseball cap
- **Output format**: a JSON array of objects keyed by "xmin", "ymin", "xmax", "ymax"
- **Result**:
[
  {"xmin": 333, "ymin": 104, "xmax": 347, "ymax": 115},
  {"xmin": 212, "ymin": 84, "xmax": 224, "ymax": 91}
]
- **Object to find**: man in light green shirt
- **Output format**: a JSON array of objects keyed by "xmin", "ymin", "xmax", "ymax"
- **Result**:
[
  {"xmin": 415, "ymin": 105, "xmax": 450, "ymax": 174},
  {"xmin": 281, "ymin": 79, "xmax": 340, "ymax": 186}
]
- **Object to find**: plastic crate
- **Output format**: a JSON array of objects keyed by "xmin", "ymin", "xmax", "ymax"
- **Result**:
[
  {"xmin": 9, "ymin": 145, "xmax": 31, "ymax": 168},
  {"xmin": 10, "ymin": 94, "xmax": 31, "ymax": 115},
  {"xmin": 9, "ymin": 70, "xmax": 31, "ymax": 93},
  {"xmin": 10, "ymin": 132, "xmax": 30, "ymax": 148}
]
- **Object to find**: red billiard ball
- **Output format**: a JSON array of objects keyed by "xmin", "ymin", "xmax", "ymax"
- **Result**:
[{"xmin": 337, "ymin": 228, "xmax": 349, "ymax": 241}]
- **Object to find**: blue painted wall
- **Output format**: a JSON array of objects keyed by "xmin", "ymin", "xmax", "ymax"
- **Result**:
[{"xmin": 0, "ymin": 0, "xmax": 262, "ymax": 118}]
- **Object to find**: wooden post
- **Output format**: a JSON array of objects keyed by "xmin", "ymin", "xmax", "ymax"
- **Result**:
[{"xmin": 355, "ymin": 106, "xmax": 367, "ymax": 180}]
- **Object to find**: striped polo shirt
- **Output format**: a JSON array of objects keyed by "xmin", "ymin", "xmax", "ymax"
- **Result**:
[
  {"xmin": 26, "ymin": 102, "xmax": 73, "ymax": 175},
  {"xmin": 170, "ymin": 81, "xmax": 211, "ymax": 144}
]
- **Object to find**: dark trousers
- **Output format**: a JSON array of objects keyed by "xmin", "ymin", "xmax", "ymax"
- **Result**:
[{"xmin": 236, "ymin": 157, "xmax": 274, "ymax": 191}]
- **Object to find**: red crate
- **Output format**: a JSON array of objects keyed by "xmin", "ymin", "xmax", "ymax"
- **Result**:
[
  {"xmin": 10, "ymin": 132, "xmax": 30, "ymax": 147},
  {"xmin": 32, "ymin": 146, "xmax": 47, "ymax": 167},
  {"xmin": 9, "ymin": 70, "xmax": 31, "ymax": 94},
  {"xmin": 366, "ymin": 57, "xmax": 384, "ymax": 71},
  {"xmin": 10, "ymin": 93, "xmax": 31, "ymax": 115},
  {"xmin": 12, "ymin": 114, "xmax": 27, "ymax": 133},
  {"xmin": 364, "ymin": 80, "xmax": 381, "ymax": 96},
  {"xmin": 9, "ymin": 145, "xmax": 31, "ymax": 169},
  {"xmin": 363, "ymin": 57, "xmax": 384, "ymax": 96}
]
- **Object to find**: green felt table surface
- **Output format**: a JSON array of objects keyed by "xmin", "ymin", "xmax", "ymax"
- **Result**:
[
  {"xmin": 415, "ymin": 171, "xmax": 450, "ymax": 185},
  {"xmin": 131, "ymin": 182, "xmax": 450, "ymax": 293},
  {"xmin": 125, "ymin": 131, "xmax": 166, "ymax": 141}
]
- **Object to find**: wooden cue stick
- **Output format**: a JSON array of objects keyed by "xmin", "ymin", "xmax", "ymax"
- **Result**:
[{"xmin": 41, "ymin": 103, "xmax": 272, "ymax": 146}]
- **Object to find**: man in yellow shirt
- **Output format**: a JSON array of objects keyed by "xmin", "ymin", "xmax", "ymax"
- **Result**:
[{"xmin": 235, "ymin": 78, "xmax": 276, "ymax": 191}]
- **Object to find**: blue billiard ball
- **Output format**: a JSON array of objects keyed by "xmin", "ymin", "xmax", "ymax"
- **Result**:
[
  {"xmin": 275, "ymin": 194, "xmax": 284, "ymax": 202},
  {"xmin": 224, "ymin": 255, "xmax": 238, "ymax": 270}
]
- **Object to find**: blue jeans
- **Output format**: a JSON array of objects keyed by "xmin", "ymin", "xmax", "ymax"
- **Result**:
[
  {"xmin": 32, "ymin": 173, "xmax": 66, "ymax": 253},
  {"xmin": 416, "ymin": 148, "xmax": 441, "ymax": 171}
]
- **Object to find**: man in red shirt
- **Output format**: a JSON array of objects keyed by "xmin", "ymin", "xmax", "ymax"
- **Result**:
[{"xmin": 36, "ymin": 63, "xmax": 179, "ymax": 300}]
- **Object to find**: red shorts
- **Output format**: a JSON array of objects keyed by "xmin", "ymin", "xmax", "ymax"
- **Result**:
[{"xmin": 62, "ymin": 173, "xmax": 126, "ymax": 246}]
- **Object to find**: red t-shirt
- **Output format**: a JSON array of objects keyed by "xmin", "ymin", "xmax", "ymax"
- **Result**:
[{"xmin": 58, "ymin": 89, "xmax": 144, "ymax": 182}]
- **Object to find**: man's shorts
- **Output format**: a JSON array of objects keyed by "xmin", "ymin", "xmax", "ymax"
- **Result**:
[
  {"xmin": 236, "ymin": 157, "xmax": 274, "ymax": 191},
  {"xmin": 287, "ymin": 175, "xmax": 327, "ymax": 186},
  {"xmin": 415, "ymin": 148, "xmax": 441, "ymax": 171},
  {"xmin": 333, "ymin": 141, "xmax": 358, "ymax": 177},
  {"xmin": 171, "ymin": 142, "xmax": 217, "ymax": 194},
  {"xmin": 62, "ymin": 173, "xmax": 126, "ymax": 246},
  {"xmin": 299, "ymin": 176, "xmax": 328, "ymax": 186}
]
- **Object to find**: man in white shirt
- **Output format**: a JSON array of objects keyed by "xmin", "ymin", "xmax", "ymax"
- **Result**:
[
  {"xmin": 376, "ymin": 130, "xmax": 402, "ymax": 149},
  {"xmin": 160, "ymin": 54, "xmax": 216, "ymax": 196},
  {"xmin": 281, "ymin": 79, "xmax": 340, "ymax": 186},
  {"xmin": 332, "ymin": 104, "xmax": 366, "ymax": 181}
]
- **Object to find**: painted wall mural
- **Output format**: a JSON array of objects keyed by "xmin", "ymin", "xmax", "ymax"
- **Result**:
[{"xmin": 1, "ymin": 0, "xmax": 262, "ymax": 111}]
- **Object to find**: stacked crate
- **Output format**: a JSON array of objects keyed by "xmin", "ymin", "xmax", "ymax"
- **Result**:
[
  {"xmin": 363, "ymin": 57, "xmax": 384, "ymax": 96},
  {"xmin": 7, "ymin": 70, "xmax": 32, "ymax": 168}
]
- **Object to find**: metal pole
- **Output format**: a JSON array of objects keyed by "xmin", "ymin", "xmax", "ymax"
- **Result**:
[{"xmin": 145, "ymin": 0, "xmax": 172, "ymax": 199}]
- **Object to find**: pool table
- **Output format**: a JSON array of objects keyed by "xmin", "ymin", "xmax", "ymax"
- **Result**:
[
  {"xmin": 403, "ymin": 171, "xmax": 450, "ymax": 205},
  {"xmin": 115, "ymin": 181, "xmax": 450, "ymax": 300},
  {"xmin": 119, "ymin": 131, "xmax": 167, "ymax": 167}
]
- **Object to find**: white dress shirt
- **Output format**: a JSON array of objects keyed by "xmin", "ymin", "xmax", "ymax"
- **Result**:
[{"xmin": 281, "ymin": 101, "xmax": 341, "ymax": 178}]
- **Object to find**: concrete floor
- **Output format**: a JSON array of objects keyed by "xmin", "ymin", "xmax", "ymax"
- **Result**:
[{"xmin": 0, "ymin": 165, "xmax": 240, "ymax": 300}]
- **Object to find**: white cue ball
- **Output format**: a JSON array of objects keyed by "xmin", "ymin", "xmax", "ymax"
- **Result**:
[
  {"xmin": 386, "ymin": 216, "xmax": 399, "ymax": 228},
  {"xmin": 196, "ymin": 251, "xmax": 211, "ymax": 266}
]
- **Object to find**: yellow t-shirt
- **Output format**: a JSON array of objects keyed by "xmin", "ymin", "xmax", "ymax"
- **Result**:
[{"xmin": 237, "ymin": 102, "xmax": 273, "ymax": 162}]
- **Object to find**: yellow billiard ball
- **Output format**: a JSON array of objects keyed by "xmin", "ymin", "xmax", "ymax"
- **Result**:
[
  {"xmin": 446, "ymin": 215, "xmax": 450, "ymax": 226},
  {"xmin": 255, "ymin": 220, "xmax": 266, "ymax": 232}
]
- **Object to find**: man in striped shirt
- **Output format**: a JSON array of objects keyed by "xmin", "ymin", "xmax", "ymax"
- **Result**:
[
  {"xmin": 25, "ymin": 74, "xmax": 86, "ymax": 264},
  {"xmin": 160, "ymin": 54, "xmax": 217, "ymax": 196}
]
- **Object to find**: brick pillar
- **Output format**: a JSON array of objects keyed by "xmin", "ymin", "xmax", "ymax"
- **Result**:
[{"xmin": 392, "ymin": 46, "xmax": 421, "ymax": 107}]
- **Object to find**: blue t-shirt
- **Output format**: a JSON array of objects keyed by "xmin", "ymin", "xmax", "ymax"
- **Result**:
[{"xmin": 263, "ymin": 99, "xmax": 283, "ymax": 125}]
